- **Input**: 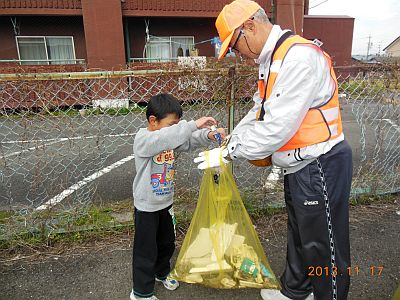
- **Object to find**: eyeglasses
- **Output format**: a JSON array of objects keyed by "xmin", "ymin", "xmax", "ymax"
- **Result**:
[{"xmin": 230, "ymin": 28, "xmax": 244, "ymax": 51}]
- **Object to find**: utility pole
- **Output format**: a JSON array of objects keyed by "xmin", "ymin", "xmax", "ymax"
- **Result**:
[{"xmin": 366, "ymin": 35, "xmax": 372, "ymax": 61}]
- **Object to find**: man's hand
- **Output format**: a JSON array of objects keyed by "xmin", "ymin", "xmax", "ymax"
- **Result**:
[
  {"xmin": 195, "ymin": 117, "xmax": 217, "ymax": 129},
  {"xmin": 194, "ymin": 147, "xmax": 230, "ymax": 169}
]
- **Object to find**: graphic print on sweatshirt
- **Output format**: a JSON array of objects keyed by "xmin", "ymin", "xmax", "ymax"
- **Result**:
[{"xmin": 151, "ymin": 150, "xmax": 175, "ymax": 196}]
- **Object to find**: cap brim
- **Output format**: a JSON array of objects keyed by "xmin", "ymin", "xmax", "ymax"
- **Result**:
[{"xmin": 218, "ymin": 31, "xmax": 234, "ymax": 60}]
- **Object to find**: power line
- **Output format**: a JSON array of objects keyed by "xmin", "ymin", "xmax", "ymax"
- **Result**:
[
  {"xmin": 354, "ymin": 36, "xmax": 372, "ymax": 41},
  {"xmin": 355, "ymin": 33, "xmax": 398, "ymax": 41},
  {"xmin": 309, "ymin": 0, "xmax": 329, "ymax": 9}
]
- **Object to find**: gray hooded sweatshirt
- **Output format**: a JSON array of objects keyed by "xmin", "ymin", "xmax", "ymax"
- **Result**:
[{"xmin": 133, "ymin": 120, "xmax": 211, "ymax": 212}]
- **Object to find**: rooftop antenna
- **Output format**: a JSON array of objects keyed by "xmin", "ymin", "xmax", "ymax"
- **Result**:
[
  {"xmin": 143, "ymin": 19, "xmax": 150, "ymax": 58},
  {"xmin": 145, "ymin": 19, "xmax": 150, "ymax": 43},
  {"xmin": 10, "ymin": 17, "xmax": 20, "ymax": 35}
]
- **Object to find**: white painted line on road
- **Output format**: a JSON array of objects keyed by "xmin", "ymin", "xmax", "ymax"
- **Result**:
[
  {"xmin": 1, "ymin": 133, "xmax": 135, "ymax": 159},
  {"xmin": 1, "ymin": 133, "xmax": 135, "ymax": 144},
  {"xmin": 1, "ymin": 139, "xmax": 68, "ymax": 159},
  {"xmin": 35, "ymin": 155, "xmax": 135, "ymax": 211}
]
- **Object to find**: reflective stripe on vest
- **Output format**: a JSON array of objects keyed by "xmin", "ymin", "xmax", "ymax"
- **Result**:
[{"xmin": 257, "ymin": 35, "xmax": 343, "ymax": 152}]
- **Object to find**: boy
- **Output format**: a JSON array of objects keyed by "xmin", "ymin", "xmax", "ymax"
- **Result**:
[{"xmin": 130, "ymin": 93, "xmax": 225, "ymax": 300}]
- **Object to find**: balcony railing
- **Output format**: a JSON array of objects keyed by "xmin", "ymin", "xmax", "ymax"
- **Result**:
[{"xmin": 0, "ymin": 59, "xmax": 86, "ymax": 65}]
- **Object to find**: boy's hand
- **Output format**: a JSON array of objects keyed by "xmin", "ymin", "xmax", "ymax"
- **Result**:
[
  {"xmin": 195, "ymin": 117, "xmax": 217, "ymax": 129},
  {"xmin": 207, "ymin": 128, "xmax": 226, "ymax": 141}
]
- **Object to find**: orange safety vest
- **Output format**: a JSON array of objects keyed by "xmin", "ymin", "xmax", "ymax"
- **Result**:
[{"xmin": 257, "ymin": 35, "xmax": 343, "ymax": 152}]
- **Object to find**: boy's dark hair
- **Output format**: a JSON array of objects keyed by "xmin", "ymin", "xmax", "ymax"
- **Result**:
[{"xmin": 146, "ymin": 93, "xmax": 183, "ymax": 121}]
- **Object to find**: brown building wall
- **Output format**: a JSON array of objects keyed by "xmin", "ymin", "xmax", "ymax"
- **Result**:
[
  {"xmin": 303, "ymin": 16, "xmax": 354, "ymax": 66},
  {"xmin": 128, "ymin": 17, "xmax": 217, "ymax": 59},
  {"xmin": 0, "ymin": 16, "xmax": 86, "ymax": 61},
  {"xmin": 275, "ymin": 0, "xmax": 304, "ymax": 34},
  {"xmin": 81, "ymin": 0, "xmax": 125, "ymax": 70},
  {"xmin": 304, "ymin": 0, "xmax": 309, "ymax": 15},
  {"xmin": 0, "ymin": 1, "xmax": 354, "ymax": 69}
]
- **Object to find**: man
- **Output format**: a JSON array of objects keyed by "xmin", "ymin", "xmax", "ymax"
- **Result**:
[{"xmin": 194, "ymin": 1, "xmax": 353, "ymax": 300}]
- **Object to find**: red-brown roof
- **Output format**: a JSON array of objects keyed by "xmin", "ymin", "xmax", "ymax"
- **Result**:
[
  {"xmin": 122, "ymin": 0, "xmax": 271, "ymax": 17},
  {"xmin": 0, "ymin": 0, "xmax": 271, "ymax": 17},
  {"xmin": 122, "ymin": 0, "xmax": 226, "ymax": 17},
  {"xmin": 0, "ymin": 0, "xmax": 81, "ymax": 15},
  {"xmin": 305, "ymin": 15, "xmax": 354, "ymax": 19},
  {"xmin": 0, "ymin": 0, "xmax": 81, "ymax": 9}
]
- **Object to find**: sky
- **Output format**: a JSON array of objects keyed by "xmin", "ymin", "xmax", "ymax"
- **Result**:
[{"xmin": 309, "ymin": 0, "xmax": 400, "ymax": 55}]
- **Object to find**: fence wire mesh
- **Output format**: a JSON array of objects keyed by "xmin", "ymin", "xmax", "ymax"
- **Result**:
[
  {"xmin": 0, "ymin": 64, "xmax": 399, "ymax": 239},
  {"xmin": 338, "ymin": 65, "xmax": 400, "ymax": 195}
]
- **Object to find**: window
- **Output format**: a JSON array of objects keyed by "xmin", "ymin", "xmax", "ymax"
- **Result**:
[
  {"xmin": 16, "ymin": 36, "xmax": 76, "ymax": 65},
  {"xmin": 146, "ymin": 36, "xmax": 194, "ymax": 62}
]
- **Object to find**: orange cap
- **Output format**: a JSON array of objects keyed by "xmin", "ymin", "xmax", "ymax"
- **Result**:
[{"xmin": 215, "ymin": 0, "xmax": 261, "ymax": 60}]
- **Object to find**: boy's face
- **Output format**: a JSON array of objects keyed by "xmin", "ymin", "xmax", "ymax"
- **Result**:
[{"xmin": 148, "ymin": 113, "xmax": 180, "ymax": 131}]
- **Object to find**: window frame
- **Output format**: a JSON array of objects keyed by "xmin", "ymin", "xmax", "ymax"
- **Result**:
[
  {"xmin": 145, "ymin": 35, "xmax": 195, "ymax": 62},
  {"xmin": 15, "ymin": 36, "xmax": 77, "ymax": 65}
]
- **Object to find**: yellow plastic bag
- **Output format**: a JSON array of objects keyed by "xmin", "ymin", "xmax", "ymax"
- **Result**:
[{"xmin": 171, "ymin": 159, "xmax": 280, "ymax": 289}]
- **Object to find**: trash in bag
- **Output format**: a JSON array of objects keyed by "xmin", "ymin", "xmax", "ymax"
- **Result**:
[{"xmin": 171, "ymin": 155, "xmax": 280, "ymax": 289}]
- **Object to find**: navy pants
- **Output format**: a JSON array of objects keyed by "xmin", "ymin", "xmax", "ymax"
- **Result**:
[
  {"xmin": 132, "ymin": 205, "xmax": 175, "ymax": 298},
  {"xmin": 280, "ymin": 140, "xmax": 353, "ymax": 300}
]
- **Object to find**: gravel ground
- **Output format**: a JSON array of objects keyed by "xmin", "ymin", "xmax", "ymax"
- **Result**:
[{"xmin": 1, "ymin": 200, "xmax": 399, "ymax": 300}]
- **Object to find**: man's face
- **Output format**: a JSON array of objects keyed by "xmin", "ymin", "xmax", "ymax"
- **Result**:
[
  {"xmin": 230, "ymin": 28, "xmax": 244, "ymax": 53},
  {"xmin": 229, "ymin": 19, "xmax": 260, "ymax": 60},
  {"xmin": 229, "ymin": 27, "xmax": 245, "ymax": 58}
]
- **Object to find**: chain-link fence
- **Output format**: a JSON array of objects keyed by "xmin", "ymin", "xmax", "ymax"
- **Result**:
[
  {"xmin": 0, "ymin": 63, "xmax": 399, "ymax": 239},
  {"xmin": 338, "ymin": 65, "xmax": 400, "ymax": 195}
]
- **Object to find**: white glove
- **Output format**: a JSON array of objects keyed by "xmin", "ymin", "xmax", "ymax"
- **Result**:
[{"xmin": 194, "ymin": 147, "xmax": 230, "ymax": 170}]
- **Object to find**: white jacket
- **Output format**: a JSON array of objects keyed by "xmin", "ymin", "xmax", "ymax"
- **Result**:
[{"xmin": 228, "ymin": 25, "xmax": 344, "ymax": 174}]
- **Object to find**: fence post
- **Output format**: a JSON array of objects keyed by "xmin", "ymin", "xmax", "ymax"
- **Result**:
[
  {"xmin": 227, "ymin": 66, "xmax": 236, "ymax": 134},
  {"xmin": 227, "ymin": 66, "xmax": 236, "ymax": 174}
]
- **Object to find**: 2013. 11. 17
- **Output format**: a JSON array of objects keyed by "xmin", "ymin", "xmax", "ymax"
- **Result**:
[{"xmin": 307, "ymin": 265, "xmax": 384, "ymax": 276}]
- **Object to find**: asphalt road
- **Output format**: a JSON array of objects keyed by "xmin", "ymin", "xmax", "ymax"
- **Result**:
[
  {"xmin": 1, "ymin": 201, "xmax": 399, "ymax": 300},
  {"xmin": 0, "ymin": 102, "xmax": 398, "ymax": 211}
]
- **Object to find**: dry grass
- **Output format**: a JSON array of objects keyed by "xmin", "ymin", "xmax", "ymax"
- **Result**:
[{"xmin": 0, "ymin": 194, "xmax": 398, "ymax": 267}]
